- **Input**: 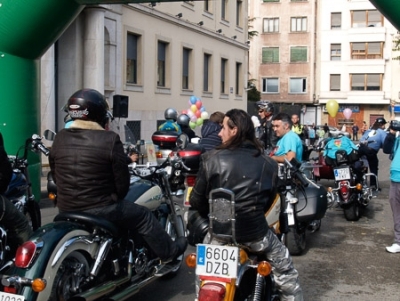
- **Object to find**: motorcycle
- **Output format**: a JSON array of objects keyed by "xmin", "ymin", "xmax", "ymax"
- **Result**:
[
  {"xmin": 323, "ymin": 143, "xmax": 376, "ymax": 221},
  {"xmin": 185, "ymin": 188, "xmax": 280, "ymax": 301},
  {"xmin": 278, "ymin": 158, "xmax": 329, "ymax": 255},
  {"xmin": 5, "ymin": 134, "xmax": 50, "ymax": 230},
  {"xmin": 0, "ymin": 134, "xmax": 49, "ymax": 273},
  {"xmin": 0, "ymin": 150, "xmax": 186, "ymax": 301}
]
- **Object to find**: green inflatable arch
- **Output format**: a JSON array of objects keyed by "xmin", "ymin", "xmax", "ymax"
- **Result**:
[{"xmin": 0, "ymin": 0, "xmax": 397, "ymax": 201}]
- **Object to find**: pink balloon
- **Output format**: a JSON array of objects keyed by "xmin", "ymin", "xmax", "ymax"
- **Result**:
[
  {"xmin": 343, "ymin": 108, "xmax": 352, "ymax": 119},
  {"xmin": 196, "ymin": 100, "xmax": 203, "ymax": 109},
  {"xmin": 181, "ymin": 110, "xmax": 187, "ymax": 115}
]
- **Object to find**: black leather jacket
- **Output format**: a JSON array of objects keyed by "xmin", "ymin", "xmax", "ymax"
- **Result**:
[
  {"xmin": 49, "ymin": 120, "xmax": 130, "ymax": 212},
  {"xmin": 189, "ymin": 142, "xmax": 278, "ymax": 242},
  {"xmin": 260, "ymin": 116, "xmax": 279, "ymax": 151}
]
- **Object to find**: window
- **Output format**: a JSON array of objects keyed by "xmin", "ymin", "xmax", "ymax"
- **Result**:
[
  {"xmin": 221, "ymin": 0, "xmax": 227, "ymax": 20},
  {"xmin": 236, "ymin": 0, "xmax": 242, "ymax": 27},
  {"xmin": 182, "ymin": 48, "xmax": 192, "ymax": 90},
  {"xmin": 262, "ymin": 78, "xmax": 279, "ymax": 93},
  {"xmin": 263, "ymin": 18, "xmax": 279, "ymax": 33},
  {"xmin": 291, "ymin": 0, "xmax": 307, "ymax": 2},
  {"xmin": 291, "ymin": 17, "xmax": 307, "ymax": 32},
  {"xmin": 352, "ymin": 10, "xmax": 383, "ymax": 28},
  {"xmin": 331, "ymin": 12, "xmax": 341, "ymax": 29},
  {"xmin": 290, "ymin": 46, "xmax": 307, "ymax": 62},
  {"xmin": 221, "ymin": 58, "xmax": 228, "ymax": 94},
  {"xmin": 351, "ymin": 42, "xmax": 383, "ymax": 59},
  {"xmin": 289, "ymin": 78, "xmax": 306, "ymax": 93},
  {"xmin": 351, "ymin": 74, "xmax": 382, "ymax": 91},
  {"xmin": 157, "ymin": 41, "xmax": 168, "ymax": 87},
  {"xmin": 262, "ymin": 47, "xmax": 279, "ymax": 63},
  {"xmin": 204, "ymin": 53, "xmax": 211, "ymax": 92},
  {"xmin": 330, "ymin": 74, "xmax": 341, "ymax": 91},
  {"xmin": 331, "ymin": 44, "xmax": 341, "ymax": 61},
  {"xmin": 263, "ymin": 0, "xmax": 279, "ymax": 2},
  {"xmin": 127, "ymin": 33, "xmax": 139, "ymax": 84},
  {"xmin": 235, "ymin": 62, "xmax": 242, "ymax": 96},
  {"xmin": 204, "ymin": 0, "xmax": 211, "ymax": 12}
]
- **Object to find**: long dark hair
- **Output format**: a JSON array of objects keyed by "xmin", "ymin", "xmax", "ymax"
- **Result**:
[{"xmin": 217, "ymin": 109, "xmax": 263, "ymax": 156}]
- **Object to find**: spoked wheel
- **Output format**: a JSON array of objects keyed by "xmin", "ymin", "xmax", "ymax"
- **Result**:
[
  {"xmin": 343, "ymin": 194, "xmax": 360, "ymax": 221},
  {"xmin": 285, "ymin": 226, "xmax": 306, "ymax": 256},
  {"xmin": 25, "ymin": 200, "xmax": 41, "ymax": 231},
  {"xmin": 49, "ymin": 251, "xmax": 90, "ymax": 301}
]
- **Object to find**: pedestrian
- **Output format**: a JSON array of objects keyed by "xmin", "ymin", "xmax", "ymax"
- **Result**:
[
  {"xmin": 341, "ymin": 124, "xmax": 346, "ymax": 132},
  {"xmin": 308, "ymin": 125, "xmax": 316, "ymax": 146},
  {"xmin": 351, "ymin": 123, "xmax": 359, "ymax": 141},
  {"xmin": 199, "ymin": 111, "xmax": 224, "ymax": 151},
  {"xmin": 383, "ymin": 120, "xmax": 400, "ymax": 253},
  {"xmin": 359, "ymin": 117, "xmax": 388, "ymax": 191},
  {"xmin": 361, "ymin": 121, "xmax": 368, "ymax": 134},
  {"xmin": 190, "ymin": 109, "xmax": 303, "ymax": 300},
  {"xmin": 323, "ymin": 123, "xmax": 330, "ymax": 138}
]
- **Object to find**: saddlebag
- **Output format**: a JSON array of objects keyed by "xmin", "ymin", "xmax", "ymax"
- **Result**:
[{"xmin": 295, "ymin": 186, "xmax": 328, "ymax": 222}]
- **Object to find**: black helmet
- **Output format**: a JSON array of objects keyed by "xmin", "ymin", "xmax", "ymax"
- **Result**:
[
  {"xmin": 164, "ymin": 108, "xmax": 178, "ymax": 121},
  {"xmin": 375, "ymin": 117, "xmax": 387, "ymax": 125},
  {"xmin": 256, "ymin": 100, "xmax": 274, "ymax": 114},
  {"xmin": 186, "ymin": 210, "xmax": 209, "ymax": 247},
  {"xmin": 67, "ymin": 89, "xmax": 110, "ymax": 128},
  {"xmin": 177, "ymin": 114, "xmax": 190, "ymax": 127}
]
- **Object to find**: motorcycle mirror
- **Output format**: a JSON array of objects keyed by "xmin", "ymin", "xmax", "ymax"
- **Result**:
[
  {"xmin": 44, "ymin": 129, "xmax": 56, "ymax": 141},
  {"xmin": 176, "ymin": 133, "xmax": 189, "ymax": 149}
]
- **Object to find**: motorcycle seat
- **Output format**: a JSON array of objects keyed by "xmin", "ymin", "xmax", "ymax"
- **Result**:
[{"xmin": 54, "ymin": 211, "xmax": 120, "ymax": 237}]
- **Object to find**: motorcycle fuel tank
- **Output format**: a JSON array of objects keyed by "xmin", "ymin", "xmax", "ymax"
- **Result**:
[{"xmin": 126, "ymin": 178, "xmax": 162, "ymax": 211}]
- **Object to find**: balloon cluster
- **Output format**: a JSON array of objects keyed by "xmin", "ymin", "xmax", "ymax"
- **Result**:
[{"xmin": 181, "ymin": 96, "xmax": 209, "ymax": 129}]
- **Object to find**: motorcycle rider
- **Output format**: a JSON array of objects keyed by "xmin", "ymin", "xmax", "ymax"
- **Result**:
[
  {"xmin": 359, "ymin": 117, "xmax": 388, "ymax": 190},
  {"xmin": 270, "ymin": 112, "xmax": 304, "ymax": 163},
  {"xmin": 256, "ymin": 100, "xmax": 279, "ymax": 155},
  {"xmin": 177, "ymin": 114, "xmax": 195, "ymax": 140},
  {"xmin": 49, "ymin": 89, "xmax": 187, "ymax": 263},
  {"xmin": 0, "ymin": 132, "xmax": 32, "ymax": 256},
  {"xmin": 158, "ymin": 108, "xmax": 182, "ymax": 134},
  {"xmin": 189, "ymin": 109, "xmax": 303, "ymax": 301}
]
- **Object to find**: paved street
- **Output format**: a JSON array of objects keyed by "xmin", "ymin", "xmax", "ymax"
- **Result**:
[{"xmin": 38, "ymin": 150, "xmax": 400, "ymax": 300}]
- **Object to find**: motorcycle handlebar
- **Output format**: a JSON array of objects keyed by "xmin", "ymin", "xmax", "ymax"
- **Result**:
[{"xmin": 31, "ymin": 134, "xmax": 50, "ymax": 156}]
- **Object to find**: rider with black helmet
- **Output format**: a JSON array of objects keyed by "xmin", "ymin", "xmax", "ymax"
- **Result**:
[
  {"xmin": 177, "ymin": 114, "xmax": 195, "ymax": 139},
  {"xmin": 49, "ymin": 89, "xmax": 187, "ymax": 262},
  {"xmin": 359, "ymin": 117, "xmax": 388, "ymax": 190},
  {"xmin": 256, "ymin": 100, "xmax": 279, "ymax": 154}
]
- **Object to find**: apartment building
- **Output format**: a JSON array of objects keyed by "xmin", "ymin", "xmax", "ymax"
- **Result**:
[
  {"xmin": 40, "ymin": 1, "xmax": 249, "ymax": 141},
  {"xmin": 249, "ymin": 0, "xmax": 398, "ymax": 128}
]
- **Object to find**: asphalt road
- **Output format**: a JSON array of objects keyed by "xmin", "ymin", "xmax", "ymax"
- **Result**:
[{"xmin": 39, "ymin": 150, "xmax": 400, "ymax": 300}]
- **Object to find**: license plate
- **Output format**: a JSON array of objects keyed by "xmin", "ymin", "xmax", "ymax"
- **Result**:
[
  {"xmin": 333, "ymin": 167, "xmax": 351, "ymax": 181},
  {"xmin": 184, "ymin": 186, "xmax": 193, "ymax": 207},
  {"xmin": 0, "ymin": 292, "xmax": 25, "ymax": 301},
  {"xmin": 196, "ymin": 244, "xmax": 238, "ymax": 278}
]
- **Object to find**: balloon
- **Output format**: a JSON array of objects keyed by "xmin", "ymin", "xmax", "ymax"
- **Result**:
[
  {"xmin": 196, "ymin": 118, "xmax": 204, "ymax": 126},
  {"xmin": 196, "ymin": 100, "xmax": 203, "ymax": 109},
  {"xmin": 191, "ymin": 104, "xmax": 197, "ymax": 113},
  {"xmin": 190, "ymin": 96, "xmax": 197, "ymax": 104},
  {"xmin": 190, "ymin": 115, "xmax": 197, "ymax": 122},
  {"xmin": 195, "ymin": 110, "xmax": 201, "ymax": 118},
  {"xmin": 181, "ymin": 110, "xmax": 187, "ymax": 115},
  {"xmin": 189, "ymin": 121, "xmax": 196, "ymax": 129},
  {"xmin": 343, "ymin": 108, "xmax": 352, "ymax": 119},
  {"xmin": 201, "ymin": 111, "xmax": 209, "ymax": 119},
  {"xmin": 187, "ymin": 110, "xmax": 194, "ymax": 117},
  {"xmin": 200, "ymin": 106, "xmax": 206, "ymax": 112},
  {"xmin": 326, "ymin": 99, "xmax": 339, "ymax": 118}
]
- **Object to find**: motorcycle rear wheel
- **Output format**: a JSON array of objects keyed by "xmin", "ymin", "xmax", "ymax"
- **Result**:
[
  {"xmin": 285, "ymin": 226, "xmax": 306, "ymax": 256},
  {"xmin": 49, "ymin": 251, "xmax": 90, "ymax": 301},
  {"xmin": 343, "ymin": 195, "xmax": 360, "ymax": 221}
]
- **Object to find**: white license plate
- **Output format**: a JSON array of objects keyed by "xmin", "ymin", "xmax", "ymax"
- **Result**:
[
  {"xmin": 333, "ymin": 167, "xmax": 351, "ymax": 181},
  {"xmin": 196, "ymin": 244, "xmax": 238, "ymax": 278},
  {"xmin": 184, "ymin": 186, "xmax": 193, "ymax": 207},
  {"xmin": 0, "ymin": 292, "xmax": 25, "ymax": 301}
]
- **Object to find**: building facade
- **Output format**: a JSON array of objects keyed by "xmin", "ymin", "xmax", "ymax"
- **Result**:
[{"xmin": 40, "ymin": 1, "xmax": 249, "ymax": 142}]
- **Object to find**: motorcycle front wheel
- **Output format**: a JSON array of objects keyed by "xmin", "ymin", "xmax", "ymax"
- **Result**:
[
  {"xmin": 285, "ymin": 226, "xmax": 306, "ymax": 256},
  {"xmin": 25, "ymin": 200, "xmax": 41, "ymax": 231},
  {"xmin": 49, "ymin": 251, "xmax": 90, "ymax": 301}
]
